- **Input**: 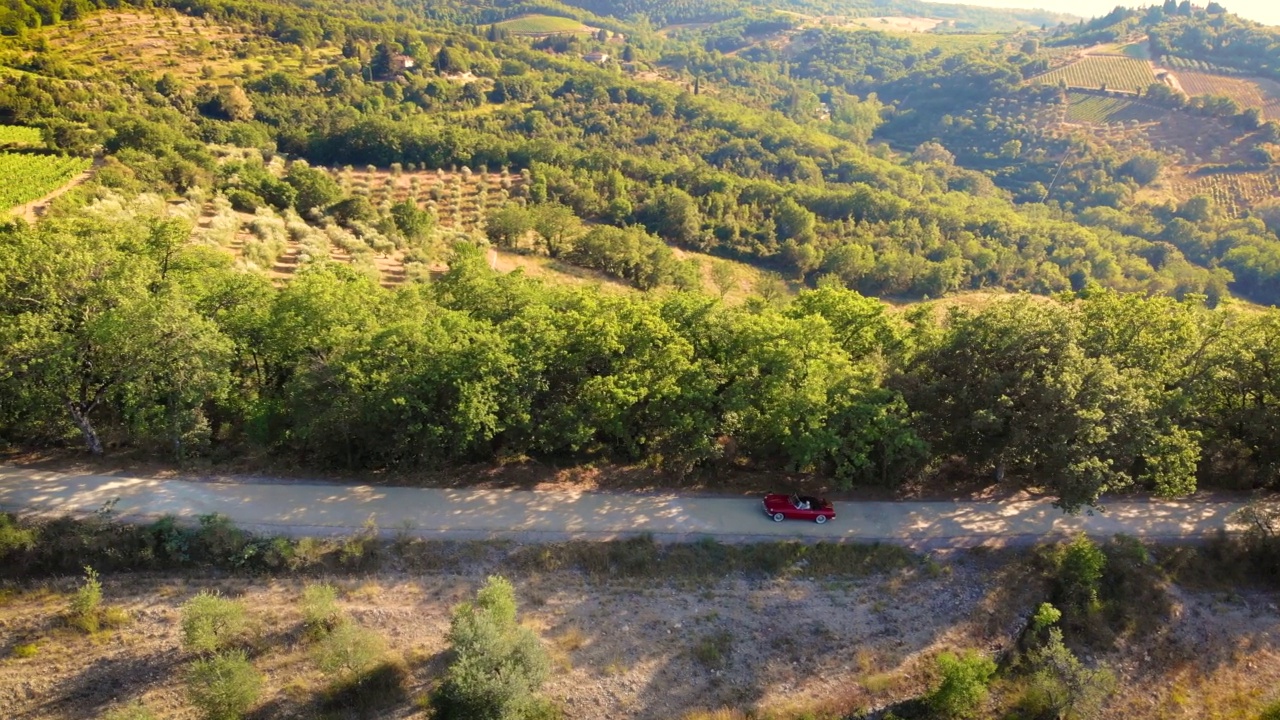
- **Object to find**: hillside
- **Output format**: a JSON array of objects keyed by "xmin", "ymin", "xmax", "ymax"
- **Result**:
[
  {"xmin": 1, "ymin": 1, "xmax": 1279, "ymax": 719},
  {"xmin": 1, "ymin": 0, "xmax": 1280, "ymax": 479}
]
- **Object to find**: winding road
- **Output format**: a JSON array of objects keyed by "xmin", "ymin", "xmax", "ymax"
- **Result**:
[{"xmin": 0, "ymin": 467, "xmax": 1255, "ymax": 548}]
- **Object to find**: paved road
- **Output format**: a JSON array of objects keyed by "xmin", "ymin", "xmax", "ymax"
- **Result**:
[{"xmin": 0, "ymin": 467, "xmax": 1255, "ymax": 548}]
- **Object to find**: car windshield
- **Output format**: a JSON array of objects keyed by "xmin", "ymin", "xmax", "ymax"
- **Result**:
[{"xmin": 791, "ymin": 495, "xmax": 808, "ymax": 509}]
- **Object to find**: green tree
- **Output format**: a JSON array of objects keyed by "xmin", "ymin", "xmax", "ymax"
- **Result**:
[
  {"xmin": 391, "ymin": 200, "xmax": 435, "ymax": 245},
  {"xmin": 642, "ymin": 185, "xmax": 702, "ymax": 247},
  {"xmin": 899, "ymin": 298, "xmax": 1197, "ymax": 510},
  {"xmin": 529, "ymin": 203, "xmax": 581, "ymax": 258},
  {"xmin": 284, "ymin": 162, "xmax": 342, "ymax": 215},
  {"xmin": 485, "ymin": 203, "xmax": 532, "ymax": 249}
]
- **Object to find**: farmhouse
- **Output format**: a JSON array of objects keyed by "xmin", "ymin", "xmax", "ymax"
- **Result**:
[
  {"xmin": 391, "ymin": 54, "xmax": 415, "ymax": 73},
  {"xmin": 583, "ymin": 50, "xmax": 609, "ymax": 64}
]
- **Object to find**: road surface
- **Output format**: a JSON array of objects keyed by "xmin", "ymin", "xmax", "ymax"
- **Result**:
[{"xmin": 0, "ymin": 467, "xmax": 1254, "ymax": 548}]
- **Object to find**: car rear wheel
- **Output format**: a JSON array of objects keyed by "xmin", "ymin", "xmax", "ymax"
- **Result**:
[
  {"xmin": 772, "ymin": 513, "xmax": 785, "ymax": 522},
  {"xmin": 815, "ymin": 515, "xmax": 827, "ymax": 524}
]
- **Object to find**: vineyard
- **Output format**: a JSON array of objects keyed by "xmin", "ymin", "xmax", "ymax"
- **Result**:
[
  {"xmin": 0, "ymin": 125, "xmax": 41, "ymax": 148},
  {"xmin": 1167, "ymin": 69, "xmax": 1280, "ymax": 120},
  {"xmin": 1169, "ymin": 169, "xmax": 1280, "ymax": 217},
  {"xmin": 1064, "ymin": 92, "xmax": 1165, "ymax": 124},
  {"xmin": 1034, "ymin": 56, "xmax": 1156, "ymax": 94},
  {"xmin": 0, "ymin": 153, "xmax": 91, "ymax": 211}
]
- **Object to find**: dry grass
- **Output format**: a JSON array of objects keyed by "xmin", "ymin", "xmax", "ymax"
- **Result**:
[{"xmin": 1, "ymin": 544, "xmax": 1275, "ymax": 720}]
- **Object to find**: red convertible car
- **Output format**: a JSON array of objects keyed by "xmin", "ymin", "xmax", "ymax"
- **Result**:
[{"xmin": 762, "ymin": 493, "xmax": 835, "ymax": 524}]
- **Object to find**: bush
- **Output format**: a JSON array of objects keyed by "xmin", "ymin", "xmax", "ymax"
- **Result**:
[
  {"xmin": 1054, "ymin": 534, "xmax": 1106, "ymax": 613},
  {"xmin": 225, "ymin": 188, "xmax": 261, "ymax": 213},
  {"xmin": 0, "ymin": 513, "xmax": 36, "ymax": 554},
  {"xmin": 436, "ymin": 575, "xmax": 553, "ymax": 720},
  {"xmin": 1024, "ymin": 628, "xmax": 1116, "ymax": 720},
  {"xmin": 186, "ymin": 650, "xmax": 262, "ymax": 720},
  {"xmin": 1259, "ymin": 700, "xmax": 1280, "ymax": 720},
  {"xmin": 926, "ymin": 650, "xmax": 996, "ymax": 719},
  {"xmin": 182, "ymin": 592, "xmax": 249, "ymax": 655},
  {"xmin": 692, "ymin": 631, "xmax": 734, "ymax": 670},
  {"xmin": 301, "ymin": 583, "xmax": 342, "ymax": 637},
  {"xmin": 315, "ymin": 622, "xmax": 387, "ymax": 677},
  {"xmin": 68, "ymin": 565, "xmax": 102, "ymax": 633}
]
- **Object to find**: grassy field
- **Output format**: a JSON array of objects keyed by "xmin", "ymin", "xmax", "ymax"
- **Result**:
[
  {"xmin": 1064, "ymin": 92, "xmax": 1165, "ymax": 124},
  {"xmin": 496, "ymin": 14, "xmax": 591, "ymax": 34},
  {"xmin": 1172, "ymin": 69, "xmax": 1280, "ymax": 120},
  {"xmin": 0, "ymin": 153, "xmax": 91, "ymax": 211},
  {"xmin": 1035, "ymin": 56, "xmax": 1157, "ymax": 94},
  {"xmin": 0, "ymin": 125, "xmax": 42, "ymax": 148}
]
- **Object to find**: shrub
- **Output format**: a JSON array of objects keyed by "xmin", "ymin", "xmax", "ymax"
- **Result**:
[
  {"xmin": 1259, "ymin": 700, "xmax": 1280, "ymax": 720},
  {"xmin": 1024, "ymin": 628, "xmax": 1116, "ymax": 720},
  {"xmin": 315, "ymin": 622, "xmax": 387, "ymax": 677},
  {"xmin": 182, "ymin": 592, "xmax": 248, "ymax": 655},
  {"xmin": 692, "ymin": 631, "xmax": 734, "ymax": 670},
  {"xmin": 0, "ymin": 514, "xmax": 36, "ymax": 554},
  {"xmin": 68, "ymin": 565, "xmax": 102, "ymax": 633},
  {"xmin": 301, "ymin": 583, "xmax": 342, "ymax": 637},
  {"xmin": 926, "ymin": 650, "xmax": 996, "ymax": 719},
  {"xmin": 436, "ymin": 575, "xmax": 553, "ymax": 720},
  {"xmin": 1054, "ymin": 534, "xmax": 1106, "ymax": 613},
  {"xmin": 12, "ymin": 642, "xmax": 38, "ymax": 658},
  {"xmin": 186, "ymin": 650, "xmax": 262, "ymax": 720},
  {"xmin": 225, "ymin": 188, "xmax": 261, "ymax": 213}
]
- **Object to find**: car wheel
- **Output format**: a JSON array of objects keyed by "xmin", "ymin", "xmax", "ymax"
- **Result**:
[
  {"xmin": 815, "ymin": 515, "xmax": 827, "ymax": 524},
  {"xmin": 772, "ymin": 513, "xmax": 785, "ymax": 522}
]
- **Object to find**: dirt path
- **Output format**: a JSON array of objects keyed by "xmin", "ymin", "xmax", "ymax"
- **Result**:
[
  {"xmin": 0, "ymin": 467, "xmax": 1257, "ymax": 548},
  {"xmin": 8, "ymin": 157, "xmax": 102, "ymax": 224}
]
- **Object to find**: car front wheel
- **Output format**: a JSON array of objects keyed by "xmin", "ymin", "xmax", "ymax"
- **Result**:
[
  {"xmin": 815, "ymin": 515, "xmax": 827, "ymax": 524},
  {"xmin": 772, "ymin": 513, "xmax": 785, "ymax": 522}
]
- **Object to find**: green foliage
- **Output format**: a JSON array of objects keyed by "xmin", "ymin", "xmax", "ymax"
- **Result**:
[
  {"xmin": 1054, "ymin": 534, "xmax": 1107, "ymax": 613},
  {"xmin": 1258, "ymin": 700, "xmax": 1280, "ymax": 720},
  {"xmin": 0, "ymin": 152, "xmax": 90, "ymax": 210},
  {"xmin": 1022, "ymin": 628, "xmax": 1117, "ymax": 720},
  {"xmin": 285, "ymin": 162, "xmax": 342, "ymax": 214},
  {"xmin": 181, "ymin": 592, "xmax": 249, "ymax": 655},
  {"xmin": 0, "ymin": 514, "xmax": 36, "ymax": 554},
  {"xmin": 186, "ymin": 650, "xmax": 263, "ymax": 720},
  {"xmin": 1032, "ymin": 602, "xmax": 1063, "ymax": 634},
  {"xmin": 11, "ymin": 642, "xmax": 38, "ymax": 658},
  {"xmin": 926, "ymin": 650, "xmax": 997, "ymax": 719},
  {"xmin": 301, "ymin": 583, "xmax": 342, "ymax": 637},
  {"xmin": 437, "ymin": 575, "xmax": 553, "ymax": 720},
  {"xmin": 315, "ymin": 621, "xmax": 387, "ymax": 677},
  {"xmin": 68, "ymin": 565, "xmax": 102, "ymax": 633}
]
